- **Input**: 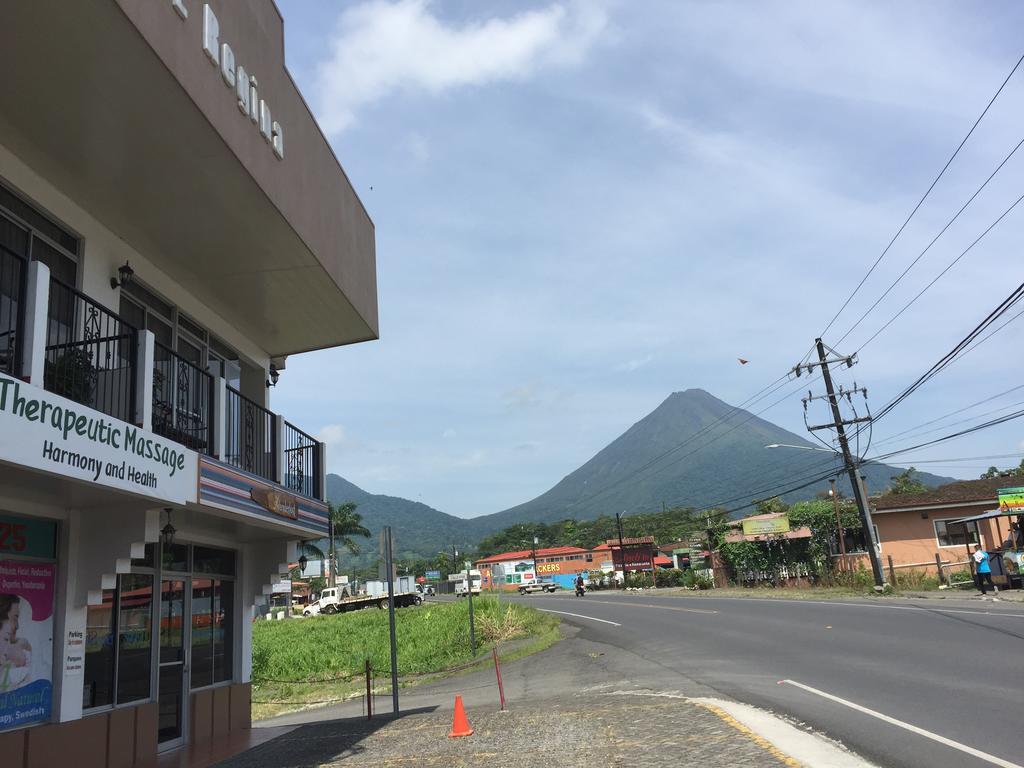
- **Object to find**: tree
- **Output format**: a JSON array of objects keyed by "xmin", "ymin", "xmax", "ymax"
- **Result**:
[
  {"xmin": 754, "ymin": 497, "xmax": 789, "ymax": 515},
  {"xmin": 327, "ymin": 501, "xmax": 371, "ymax": 580},
  {"xmin": 883, "ymin": 468, "xmax": 928, "ymax": 496},
  {"xmin": 979, "ymin": 460, "xmax": 1024, "ymax": 479}
]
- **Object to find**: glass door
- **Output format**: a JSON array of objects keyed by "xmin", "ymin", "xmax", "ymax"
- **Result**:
[{"xmin": 158, "ymin": 578, "xmax": 189, "ymax": 748}]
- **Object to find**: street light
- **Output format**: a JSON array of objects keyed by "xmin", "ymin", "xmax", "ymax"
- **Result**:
[
  {"xmin": 531, "ymin": 536, "xmax": 539, "ymax": 576},
  {"xmin": 765, "ymin": 443, "xmax": 839, "ymax": 453}
]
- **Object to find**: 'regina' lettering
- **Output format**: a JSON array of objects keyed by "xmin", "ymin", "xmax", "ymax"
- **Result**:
[{"xmin": 187, "ymin": 2, "xmax": 284, "ymax": 160}]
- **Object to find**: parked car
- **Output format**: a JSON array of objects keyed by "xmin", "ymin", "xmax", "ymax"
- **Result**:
[
  {"xmin": 518, "ymin": 578, "xmax": 559, "ymax": 594},
  {"xmin": 416, "ymin": 583, "xmax": 435, "ymax": 596}
]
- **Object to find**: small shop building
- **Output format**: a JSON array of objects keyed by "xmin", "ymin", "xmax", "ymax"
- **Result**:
[
  {"xmin": 0, "ymin": 1, "xmax": 377, "ymax": 765},
  {"xmin": 476, "ymin": 545, "xmax": 613, "ymax": 590}
]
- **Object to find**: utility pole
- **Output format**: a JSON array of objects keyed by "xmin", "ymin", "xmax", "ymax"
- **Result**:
[
  {"xmin": 829, "ymin": 478, "xmax": 847, "ymax": 569},
  {"xmin": 383, "ymin": 526, "xmax": 399, "ymax": 715},
  {"xmin": 616, "ymin": 512, "xmax": 626, "ymax": 588},
  {"xmin": 795, "ymin": 339, "xmax": 885, "ymax": 587},
  {"xmin": 531, "ymin": 536, "xmax": 538, "ymax": 576}
]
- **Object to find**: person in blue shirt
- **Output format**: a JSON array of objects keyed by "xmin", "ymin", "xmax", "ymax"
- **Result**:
[{"xmin": 973, "ymin": 544, "xmax": 994, "ymax": 595}]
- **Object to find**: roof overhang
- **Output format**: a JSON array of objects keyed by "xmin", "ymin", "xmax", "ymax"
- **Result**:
[
  {"xmin": 872, "ymin": 499, "xmax": 995, "ymax": 515},
  {"xmin": 0, "ymin": 0, "xmax": 377, "ymax": 357}
]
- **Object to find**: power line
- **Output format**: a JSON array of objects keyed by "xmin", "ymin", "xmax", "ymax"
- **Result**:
[
  {"xmin": 856, "ymin": 192, "xmax": 1024, "ymax": 353},
  {"xmin": 819, "ymin": 51, "xmax": 1024, "ymax": 339},
  {"xmin": 833, "ymin": 134, "xmax": 1024, "ymax": 349}
]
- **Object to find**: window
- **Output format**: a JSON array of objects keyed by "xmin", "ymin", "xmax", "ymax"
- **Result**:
[
  {"xmin": 85, "ymin": 574, "xmax": 154, "ymax": 709},
  {"xmin": 935, "ymin": 519, "xmax": 979, "ymax": 548},
  {"xmin": 0, "ymin": 180, "xmax": 79, "ymax": 287},
  {"xmin": 120, "ymin": 281, "xmax": 239, "ymax": 386}
]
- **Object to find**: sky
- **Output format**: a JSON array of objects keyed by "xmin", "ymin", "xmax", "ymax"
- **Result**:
[{"xmin": 270, "ymin": 0, "xmax": 1024, "ymax": 518}]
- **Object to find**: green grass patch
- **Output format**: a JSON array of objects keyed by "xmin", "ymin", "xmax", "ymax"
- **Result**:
[{"xmin": 252, "ymin": 597, "xmax": 559, "ymax": 719}]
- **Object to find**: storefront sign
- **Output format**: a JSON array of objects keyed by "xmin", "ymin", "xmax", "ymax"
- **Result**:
[
  {"xmin": 0, "ymin": 516, "xmax": 56, "ymax": 560},
  {"xmin": 64, "ymin": 629, "xmax": 84, "ymax": 676},
  {"xmin": 425, "ymin": 570, "xmax": 440, "ymax": 580},
  {"xmin": 0, "ymin": 560, "xmax": 54, "ymax": 730},
  {"xmin": 537, "ymin": 563, "xmax": 561, "ymax": 574},
  {"xmin": 998, "ymin": 488, "xmax": 1024, "ymax": 514},
  {"xmin": 0, "ymin": 376, "xmax": 198, "ymax": 504},
  {"xmin": 250, "ymin": 488, "xmax": 298, "ymax": 520},
  {"xmin": 611, "ymin": 544, "xmax": 655, "ymax": 572},
  {"xmin": 741, "ymin": 516, "xmax": 791, "ymax": 536},
  {"xmin": 170, "ymin": 2, "xmax": 285, "ymax": 159}
]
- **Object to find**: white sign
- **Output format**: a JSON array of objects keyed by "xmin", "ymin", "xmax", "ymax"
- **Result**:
[
  {"xmin": 171, "ymin": 2, "xmax": 284, "ymax": 159},
  {"xmin": 0, "ymin": 375, "xmax": 198, "ymax": 504},
  {"xmin": 64, "ymin": 629, "xmax": 84, "ymax": 677}
]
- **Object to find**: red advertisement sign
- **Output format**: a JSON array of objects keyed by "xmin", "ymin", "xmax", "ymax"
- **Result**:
[{"xmin": 611, "ymin": 544, "xmax": 655, "ymax": 572}]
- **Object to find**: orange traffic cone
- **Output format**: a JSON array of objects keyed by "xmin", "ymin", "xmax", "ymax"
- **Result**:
[{"xmin": 448, "ymin": 694, "xmax": 474, "ymax": 738}]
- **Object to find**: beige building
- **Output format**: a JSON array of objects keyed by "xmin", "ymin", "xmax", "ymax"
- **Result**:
[{"xmin": 0, "ymin": 1, "xmax": 376, "ymax": 765}]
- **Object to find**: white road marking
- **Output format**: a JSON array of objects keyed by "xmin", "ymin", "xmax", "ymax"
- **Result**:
[
  {"xmin": 538, "ymin": 609, "xmax": 621, "ymax": 626},
  {"xmin": 782, "ymin": 679, "xmax": 1023, "ymax": 768},
  {"xmin": 541, "ymin": 596, "xmax": 718, "ymax": 614},
  {"xmin": 683, "ymin": 596, "xmax": 1024, "ymax": 620}
]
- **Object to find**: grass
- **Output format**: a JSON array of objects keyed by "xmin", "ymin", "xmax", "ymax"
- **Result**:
[{"xmin": 251, "ymin": 596, "xmax": 560, "ymax": 720}]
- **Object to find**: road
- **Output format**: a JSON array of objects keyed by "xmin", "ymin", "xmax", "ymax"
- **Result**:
[{"xmin": 504, "ymin": 591, "xmax": 1024, "ymax": 768}]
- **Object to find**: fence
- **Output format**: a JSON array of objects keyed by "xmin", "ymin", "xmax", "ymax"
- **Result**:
[
  {"xmin": 224, "ymin": 385, "xmax": 277, "ymax": 482},
  {"xmin": 283, "ymin": 420, "xmax": 321, "ymax": 499},
  {"xmin": 44, "ymin": 276, "xmax": 136, "ymax": 423},
  {"xmin": 152, "ymin": 341, "xmax": 214, "ymax": 455},
  {"xmin": 0, "ymin": 246, "xmax": 26, "ymax": 377}
]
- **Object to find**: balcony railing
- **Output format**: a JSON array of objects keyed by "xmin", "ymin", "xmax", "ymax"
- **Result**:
[
  {"xmin": 152, "ymin": 341, "xmax": 214, "ymax": 455},
  {"xmin": 7, "ymin": 265, "xmax": 325, "ymax": 500},
  {"xmin": 44, "ymin": 277, "xmax": 136, "ymax": 423},
  {"xmin": 0, "ymin": 246, "xmax": 27, "ymax": 377},
  {"xmin": 224, "ymin": 385, "xmax": 277, "ymax": 484},
  {"xmin": 283, "ymin": 420, "xmax": 321, "ymax": 500}
]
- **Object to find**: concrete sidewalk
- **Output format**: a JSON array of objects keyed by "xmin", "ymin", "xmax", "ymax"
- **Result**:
[{"xmin": 217, "ymin": 626, "xmax": 871, "ymax": 767}]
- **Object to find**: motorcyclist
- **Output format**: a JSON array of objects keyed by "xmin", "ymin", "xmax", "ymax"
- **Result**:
[{"xmin": 574, "ymin": 573, "xmax": 585, "ymax": 596}]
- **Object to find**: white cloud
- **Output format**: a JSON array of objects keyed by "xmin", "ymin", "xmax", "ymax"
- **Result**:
[
  {"xmin": 317, "ymin": 423, "xmax": 347, "ymax": 446},
  {"xmin": 615, "ymin": 353, "xmax": 654, "ymax": 373},
  {"xmin": 315, "ymin": 0, "xmax": 607, "ymax": 132},
  {"xmin": 442, "ymin": 427, "xmax": 457, "ymax": 438}
]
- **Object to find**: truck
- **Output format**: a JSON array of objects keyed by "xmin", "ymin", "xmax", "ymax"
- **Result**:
[
  {"xmin": 302, "ymin": 585, "xmax": 423, "ymax": 616},
  {"xmin": 452, "ymin": 570, "xmax": 482, "ymax": 597},
  {"xmin": 518, "ymin": 577, "xmax": 559, "ymax": 594}
]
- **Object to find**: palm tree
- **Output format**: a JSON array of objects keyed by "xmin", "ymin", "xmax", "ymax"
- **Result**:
[{"xmin": 327, "ymin": 501, "xmax": 371, "ymax": 582}]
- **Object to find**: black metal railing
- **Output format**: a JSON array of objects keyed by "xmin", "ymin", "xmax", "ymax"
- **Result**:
[
  {"xmin": 224, "ymin": 385, "xmax": 277, "ymax": 483},
  {"xmin": 0, "ymin": 246, "xmax": 27, "ymax": 378},
  {"xmin": 152, "ymin": 341, "xmax": 214, "ymax": 455},
  {"xmin": 44, "ymin": 277, "xmax": 136, "ymax": 422},
  {"xmin": 283, "ymin": 420, "xmax": 322, "ymax": 500}
]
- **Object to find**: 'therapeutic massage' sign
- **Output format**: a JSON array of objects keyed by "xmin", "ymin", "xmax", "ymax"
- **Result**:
[{"xmin": 0, "ymin": 376, "xmax": 197, "ymax": 504}]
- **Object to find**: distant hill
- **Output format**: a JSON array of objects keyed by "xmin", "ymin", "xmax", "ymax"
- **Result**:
[
  {"xmin": 470, "ymin": 389, "xmax": 954, "ymax": 530},
  {"xmin": 325, "ymin": 474, "xmax": 480, "ymax": 561}
]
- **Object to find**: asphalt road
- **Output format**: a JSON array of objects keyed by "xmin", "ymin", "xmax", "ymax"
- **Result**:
[{"xmin": 504, "ymin": 591, "xmax": 1024, "ymax": 768}]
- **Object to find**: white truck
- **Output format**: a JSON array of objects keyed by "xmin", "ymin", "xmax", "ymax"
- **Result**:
[
  {"xmin": 518, "ymin": 577, "xmax": 560, "ymax": 594},
  {"xmin": 303, "ymin": 585, "xmax": 422, "ymax": 616},
  {"xmin": 452, "ymin": 570, "xmax": 482, "ymax": 597}
]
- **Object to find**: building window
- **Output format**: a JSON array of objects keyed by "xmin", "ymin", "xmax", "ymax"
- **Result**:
[
  {"xmin": 935, "ymin": 519, "xmax": 979, "ymax": 548},
  {"xmin": 84, "ymin": 574, "xmax": 154, "ymax": 710},
  {"xmin": 0, "ymin": 179, "xmax": 80, "ymax": 287}
]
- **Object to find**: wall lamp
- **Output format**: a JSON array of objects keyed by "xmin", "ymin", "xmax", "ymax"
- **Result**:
[
  {"xmin": 161, "ymin": 508, "xmax": 176, "ymax": 548},
  {"xmin": 110, "ymin": 261, "xmax": 135, "ymax": 290},
  {"xmin": 298, "ymin": 554, "xmax": 308, "ymax": 572},
  {"xmin": 266, "ymin": 364, "xmax": 280, "ymax": 388}
]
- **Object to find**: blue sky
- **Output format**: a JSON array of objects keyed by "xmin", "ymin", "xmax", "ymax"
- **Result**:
[{"xmin": 271, "ymin": 0, "xmax": 1024, "ymax": 518}]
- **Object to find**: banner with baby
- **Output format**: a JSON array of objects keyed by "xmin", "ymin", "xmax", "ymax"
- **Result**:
[{"xmin": 0, "ymin": 559, "xmax": 54, "ymax": 730}]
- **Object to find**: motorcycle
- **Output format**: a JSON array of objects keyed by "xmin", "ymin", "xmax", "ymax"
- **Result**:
[{"xmin": 574, "ymin": 582, "xmax": 586, "ymax": 597}]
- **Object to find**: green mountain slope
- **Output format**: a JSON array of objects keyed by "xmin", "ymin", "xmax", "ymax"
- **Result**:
[
  {"xmin": 470, "ymin": 389, "xmax": 954, "ymax": 530},
  {"xmin": 325, "ymin": 474, "xmax": 481, "ymax": 561}
]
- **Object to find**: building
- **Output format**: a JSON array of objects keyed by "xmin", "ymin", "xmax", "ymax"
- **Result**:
[
  {"xmin": 867, "ymin": 477, "xmax": 1023, "ymax": 582},
  {"xmin": 0, "ymin": 1, "xmax": 376, "ymax": 765},
  {"xmin": 475, "ymin": 545, "xmax": 614, "ymax": 590}
]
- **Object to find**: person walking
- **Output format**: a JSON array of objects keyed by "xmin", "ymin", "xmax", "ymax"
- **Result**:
[{"xmin": 973, "ymin": 544, "xmax": 994, "ymax": 595}]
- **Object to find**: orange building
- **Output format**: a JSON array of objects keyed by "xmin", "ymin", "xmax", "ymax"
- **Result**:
[
  {"xmin": 848, "ymin": 477, "xmax": 1024, "ymax": 586},
  {"xmin": 475, "ymin": 545, "xmax": 615, "ymax": 590}
]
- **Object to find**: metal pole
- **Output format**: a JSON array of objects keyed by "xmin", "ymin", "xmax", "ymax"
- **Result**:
[
  {"xmin": 384, "ymin": 526, "xmax": 399, "ymax": 715},
  {"xmin": 830, "ymin": 478, "xmax": 846, "ymax": 570},
  {"xmin": 493, "ymin": 647, "xmax": 506, "ymax": 710},
  {"xmin": 616, "ymin": 512, "xmax": 626, "ymax": 588},
  {"xmin": 365, "ymin": 658, "xmax": 372, "ymax": 720},
  {"xmin": 815, "ymin": 339, "xmax": 885, "ymax": 587},
  {"xmin": 467, "ymin": 551, "xmax": 476, "ymax": 654}
]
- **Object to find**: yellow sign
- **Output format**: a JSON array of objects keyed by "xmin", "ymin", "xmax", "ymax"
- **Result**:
[
  {"xmin": 741, "ymin": 516, "xmax": 791, "ymax": 536},
  {"xmin": 536, "ymin": 563, "xmax": 561, "ymax": 573},
  {"xmin": 998, "ymin": 488, "xmax": 1024, "ymax": 514}
]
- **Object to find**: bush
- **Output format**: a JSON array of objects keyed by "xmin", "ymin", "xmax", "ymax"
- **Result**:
[
  {"xmin": 893, "ymin": 569, "xmax": 940, "ymax": 591},
  {"xmin": 624, "ymin": 573, "xmax": 653, "ymax": 589},
  {"xmin": 693, "ymin": 573, "xmax": 713, "ymax": 590}
]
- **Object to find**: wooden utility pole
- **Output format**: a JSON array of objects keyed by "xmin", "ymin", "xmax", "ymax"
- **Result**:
[
  {"xmin": 829, "ymin": 478, "xmax": 847, "ymax": 570},
  {"xmin": 796, "ymin": 339, "xmax": 885, "ymax": 587}
]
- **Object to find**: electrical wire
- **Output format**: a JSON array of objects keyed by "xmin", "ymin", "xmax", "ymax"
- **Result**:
[
  {"xmin": 833, "ymin": 135, "xmax": 1024, "ymax": 349},
  {"xmin": 819, "ymin": 51, "xmax": 1024, "ymax": 339},
  {"xmin": 856, "ymin": 196, "xmax": 1024, "ymax": 353}
]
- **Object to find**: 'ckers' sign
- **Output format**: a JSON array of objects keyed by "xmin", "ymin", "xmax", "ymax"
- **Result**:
[{"xmin": 0, "ymin": 376, "xmax": 198, "ymax": 505}]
